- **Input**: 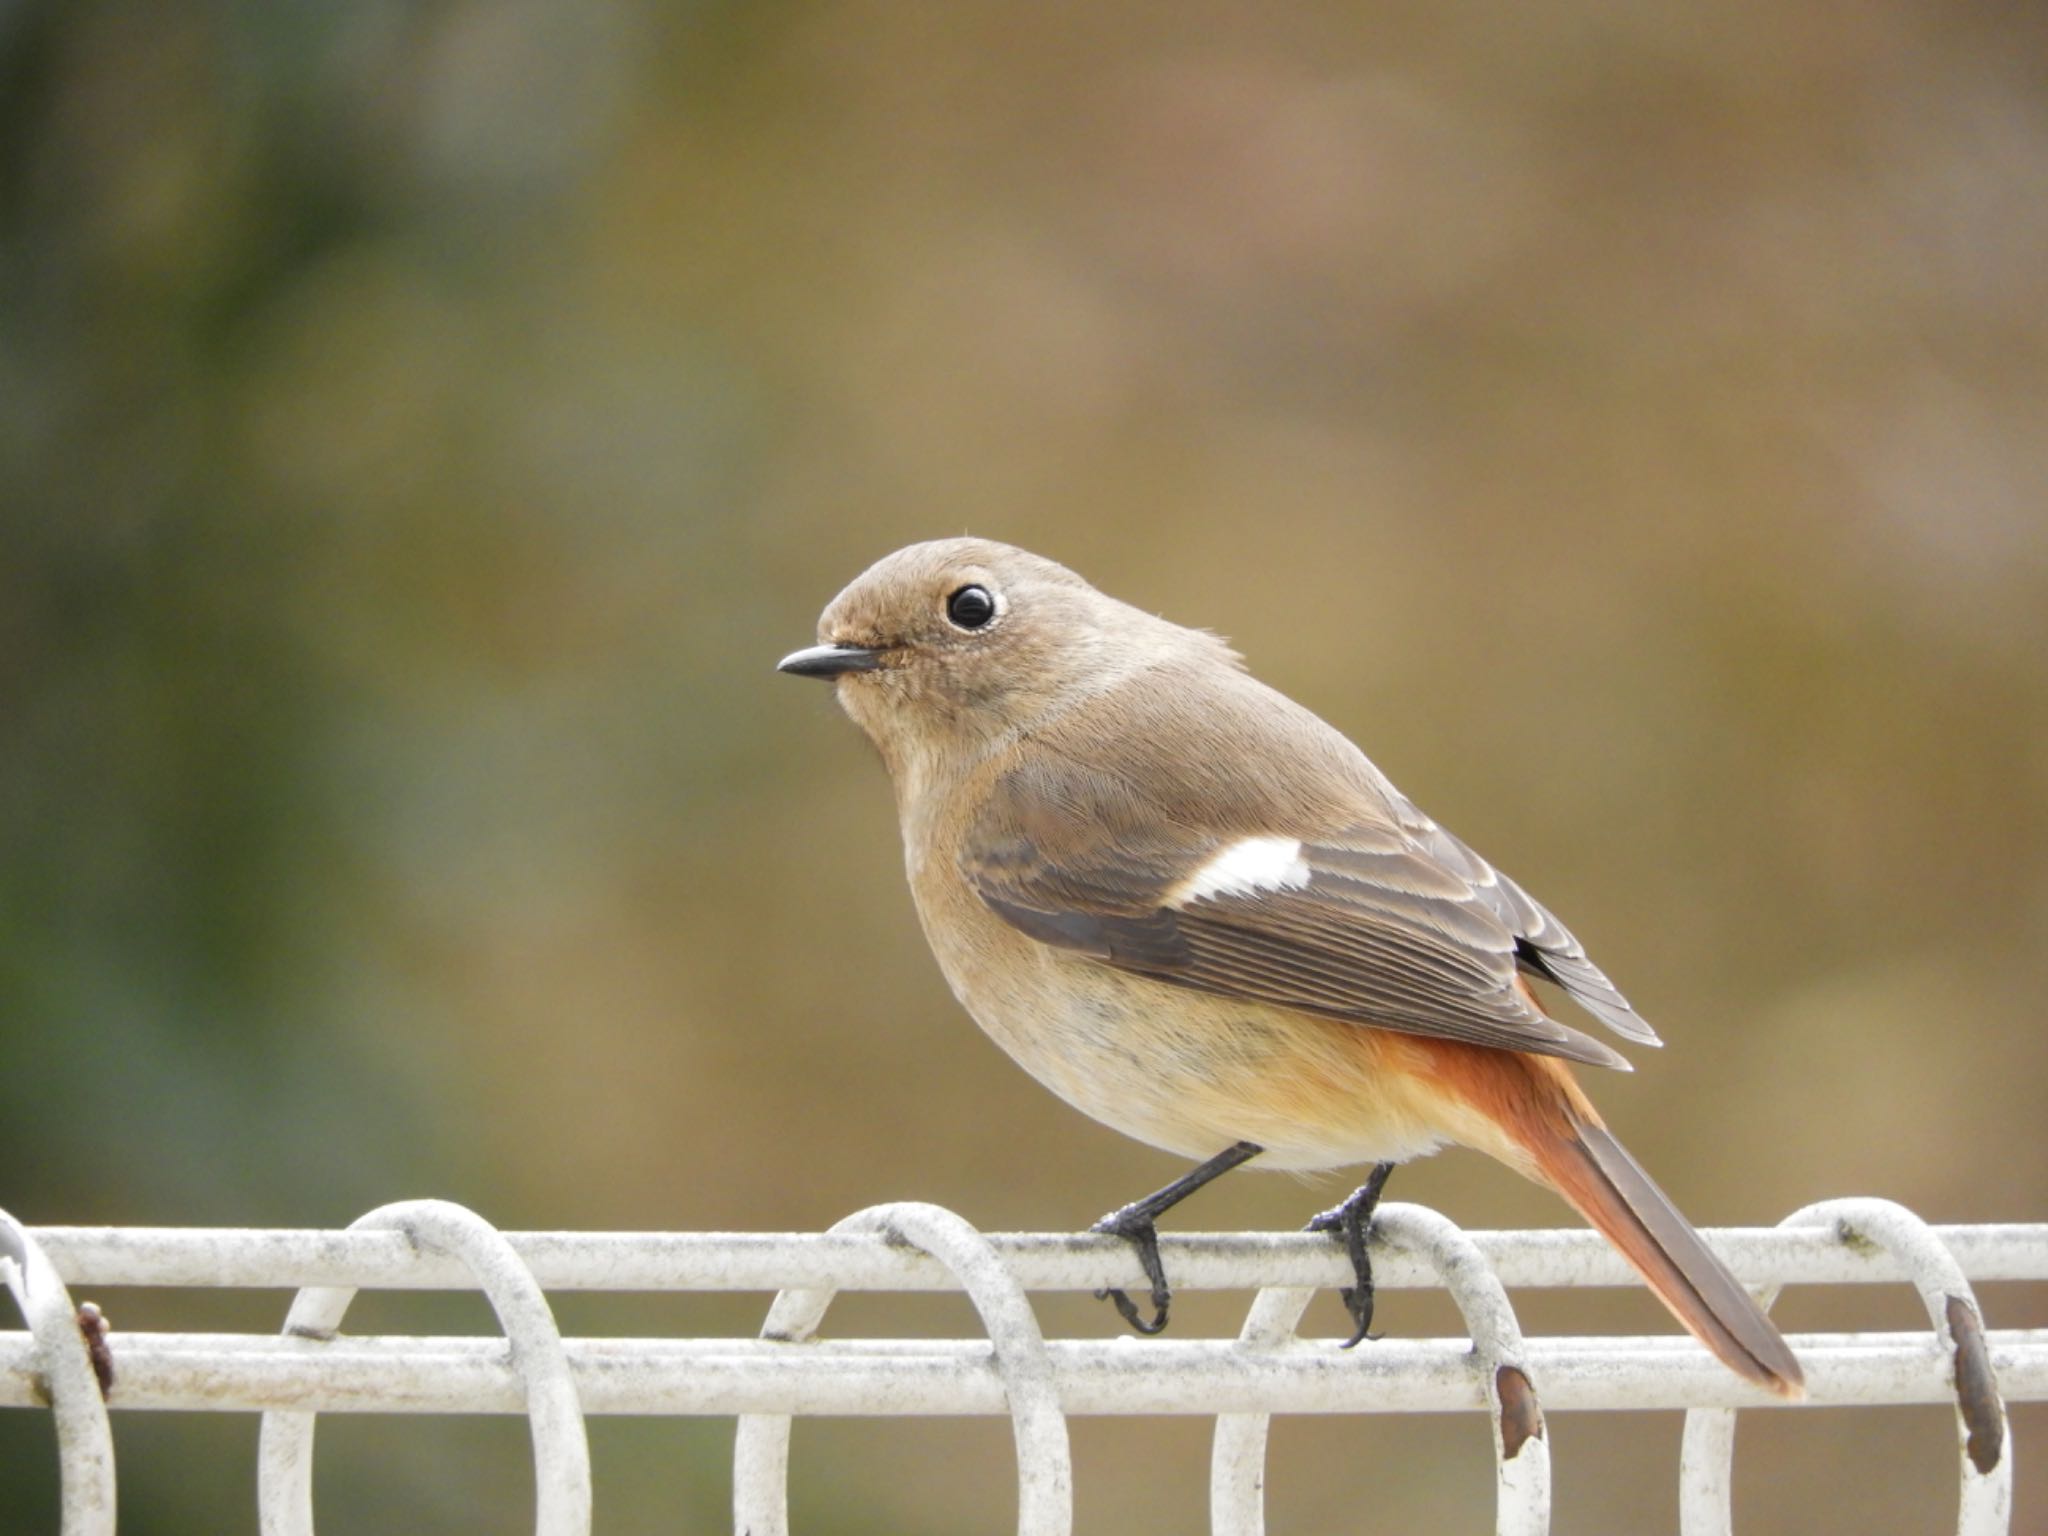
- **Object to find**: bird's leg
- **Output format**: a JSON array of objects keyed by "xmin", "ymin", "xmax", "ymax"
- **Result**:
[
  {"xmin": 1305, "ymin": 1161, "xmax": 1396, "ymax": 1348},
  {"xmin": 1091, "ymin": 1141, "xmax": 1262, "ymax": 1335}
]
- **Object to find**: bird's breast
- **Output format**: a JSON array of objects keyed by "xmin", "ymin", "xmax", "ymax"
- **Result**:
[{"xmin": 905, "ymin": 857, "xmax": 1462, "ymax": 1170}]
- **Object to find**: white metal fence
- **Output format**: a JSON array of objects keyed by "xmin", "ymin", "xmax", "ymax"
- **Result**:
[{"xmin": 3, "ymin": 1198, "xmax": 2043, "ymax": 1534}]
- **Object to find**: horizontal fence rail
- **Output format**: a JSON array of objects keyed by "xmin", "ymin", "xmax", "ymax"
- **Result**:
[
  {"xmin": 7, "ymin": 1327, "xmax": 2044, "ymax": 1416},
  {"xmin": 2, "ymin": 1199, "xmax": 2043, "ymax": 1536},
  {"xmin": 25, "ymin": 1222, "xmax": 2048, "ymax": 1292}
]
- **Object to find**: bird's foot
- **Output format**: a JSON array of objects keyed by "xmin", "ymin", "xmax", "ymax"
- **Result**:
[
  {"xmin": 1305, "ymin": 1162, "xmax": 1395, "ymax": 1348},
  {"xmin": 1090, "ymin": 1203, "xmax": 1173, "ymax": 1335}
]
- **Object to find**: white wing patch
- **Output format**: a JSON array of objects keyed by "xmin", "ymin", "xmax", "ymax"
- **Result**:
[{"xmin": 1172, "ymin": 836, "xmax": 1312, "ymax": 906}]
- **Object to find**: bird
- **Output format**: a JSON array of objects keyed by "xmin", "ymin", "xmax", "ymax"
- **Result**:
[{"xmin": 777, "ymin": 536, "xmax": 1803, "ymax": 1397}]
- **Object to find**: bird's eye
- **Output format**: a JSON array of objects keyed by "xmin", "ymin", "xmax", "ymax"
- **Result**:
[{"xmin": 946, "ymin": 584, "xmax": 997, "ymax": 630}]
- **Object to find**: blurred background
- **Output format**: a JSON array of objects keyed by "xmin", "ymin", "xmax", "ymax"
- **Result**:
[{"xmin": 3, "ymin": 0, "xmax": 2045, "ymax": 1530}]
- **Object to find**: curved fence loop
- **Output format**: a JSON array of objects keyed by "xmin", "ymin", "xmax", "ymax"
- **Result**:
[
  {"xmin": 3, "ymin": 1203, "xmax": 2042, "ymax": 1526},
  {"xmin": 0, "ymin": 1209, "xmax": 116, "ymax": 1536},
  {"xmin": 734, "ymin": 1201, "xmax": 1072, "ymax": 1536},
  {"xmin": 1679, "ymin": 1197, "xmax": 2012, "ymax": 1536},
  {"xmin": 256, "ymin": 1199, "xmax": 591, "ymax": 1536},
  {"xmin": 1211, "ymin": 1201, "xmax": 1551, "ymax": 1536}
]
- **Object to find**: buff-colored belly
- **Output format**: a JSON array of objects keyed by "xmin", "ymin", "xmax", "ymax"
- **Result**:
[{"xmin": 919, "ymin": 890, "xmax": 1484, "ymax": 1171}]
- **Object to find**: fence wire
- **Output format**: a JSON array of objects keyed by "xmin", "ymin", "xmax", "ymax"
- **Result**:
[{"xmin": 3, "ymin": 1198, "xmax": 2043, "ymax": 1535}]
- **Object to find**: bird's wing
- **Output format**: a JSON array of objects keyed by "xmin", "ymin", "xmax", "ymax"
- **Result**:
[
  {"xmin": 962, "ymin": 745, "xmax": 1650, "ymax": 1071},
  {"xmin": 1372, "ymin": 781, "xmax": 1661, "ymax": 1047}
]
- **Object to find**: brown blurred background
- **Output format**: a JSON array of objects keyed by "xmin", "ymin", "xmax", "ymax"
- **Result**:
[{"xmin": 3, "ymin": 1, "xmax": 2045, "ymax": 1530}]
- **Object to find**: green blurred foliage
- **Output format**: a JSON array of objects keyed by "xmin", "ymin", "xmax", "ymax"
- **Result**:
[{"xmin": 3, "ymin": 0, "xmax": 2045, "ymax": 1529}]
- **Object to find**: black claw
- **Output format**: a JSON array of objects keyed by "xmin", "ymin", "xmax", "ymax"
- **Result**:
[
  {"xmin": 1337, "ymin": 1282, "xmax": 1376, "ymax": 1348},
  {"xmin": 1096, "ymin": 1283, "xmax": 1171, "ymax": 1334},
  {"xmin": 1084, "ymin": 1141, "xmax": 1265, "ymax": 1339},
  {"xmin": 1092, "ymin": 1208, "xmax": 1173, "ymax": 1334},
  {"xmin": 1307, "ymin": 1162, "xmax": 1395, "ymax": 1349}
]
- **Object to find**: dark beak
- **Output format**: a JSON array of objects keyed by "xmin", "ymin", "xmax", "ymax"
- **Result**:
[{"xmin": 777, "ymin": 643, "xmax": 884, "ymax": 679}]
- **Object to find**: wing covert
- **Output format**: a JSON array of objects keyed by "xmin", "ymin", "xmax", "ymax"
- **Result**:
[{"xmin": 962, "ymin": 759, "xmax": 1640, "ymax": 1070}]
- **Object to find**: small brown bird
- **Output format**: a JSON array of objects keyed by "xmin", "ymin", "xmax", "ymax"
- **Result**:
[{"xmin": 780, "ymin": 537, "xmax": 1802, "ymax": 1397}]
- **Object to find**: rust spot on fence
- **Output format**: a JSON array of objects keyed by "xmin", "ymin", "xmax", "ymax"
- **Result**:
[
  {"xmin": 1946, "ymin": 1294, "xmax": 2003, "ymax": 1475},
  {"xmin": 1494, "ymin": 1364, "xmax": 1544, "ymax": 1460},
  {"xmin": 77, "ymin": 1301, "xmax": 114, "ymax": 1396}
]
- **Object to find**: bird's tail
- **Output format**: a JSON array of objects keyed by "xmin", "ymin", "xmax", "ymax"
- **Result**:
[
  {"xmin": 1524, "ymin": 1110, "xmax": 1804, "ymax": 1398},
  {"xmin": 1425, "ymin": 1041, "xmax": 1803, "ymax": 1397}
]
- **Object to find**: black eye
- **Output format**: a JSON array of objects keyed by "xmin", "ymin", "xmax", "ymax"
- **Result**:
[{"xmin": 946, "ymin": 584, "xmax": 997, "ymax": 630}]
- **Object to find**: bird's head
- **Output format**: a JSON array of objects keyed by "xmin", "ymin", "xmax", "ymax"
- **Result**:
[{"xmin": 779, "ymin": 537, "xmax": 1231, "ymax": 780}]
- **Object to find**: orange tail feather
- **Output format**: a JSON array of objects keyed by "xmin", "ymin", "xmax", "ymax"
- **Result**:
[
  {"xmin": 1532, "ymin": 1115, "xmax": 1803, "ymax": 1396},
  {"xmin": 1430, "ymin": 1045, "xmax": 1804, "ymax": 1398}
]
